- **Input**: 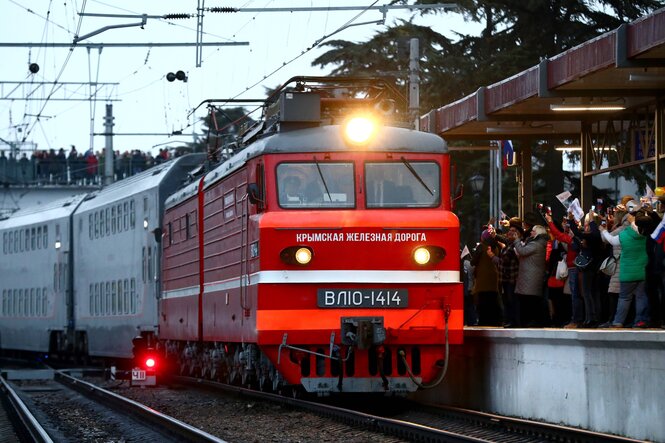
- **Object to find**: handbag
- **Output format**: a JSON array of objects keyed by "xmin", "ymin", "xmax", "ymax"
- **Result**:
[
  {"xmin": 574, "ymin": 253, "xmax": 593, "ymax": 270},
  {"xmin": 548, "ymin": 275, "xmax": 565, "ymax": 288},
  {"xmin": 555, "ymin": 258, "xmax": 568, "ymax": 280},
  {"xmin": 599, "ymin": 255, "xmax": 618, "ymax": 276}
]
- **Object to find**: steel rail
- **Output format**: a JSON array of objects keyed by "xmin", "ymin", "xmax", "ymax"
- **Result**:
[
  {"xmin": 174, "ymin": 376, "xmax": 485, "ymax": 442},
  {"xmin": 0, "ymin": 374, "xmax": 53, "ymax": 443},
  {"xmin": 175, "ymin": 375, "xmax": 643, "ymax": 443},
  {"xmin": 54, "ymin": 371, "xmax": 227, "ymax": 443}
]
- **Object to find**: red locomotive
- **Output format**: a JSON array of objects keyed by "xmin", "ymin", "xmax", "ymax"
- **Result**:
[{"xmin": 158, "ymin": 77, "xmax": 463, "ymax": 394}]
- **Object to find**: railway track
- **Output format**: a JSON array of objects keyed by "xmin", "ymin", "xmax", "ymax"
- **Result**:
[
  {"xmin": 341, "ymin": 399, "xmax": 645, "ymax": 443},
  {"xmin": 5, "ymin": 365, "xmax": 644, "ymax": 442},
  {"xmin": 1, "ymin": 372, "xmax": 50, "ymax": 443},
  {"xmin": 166, "ymin": 376, "xmax": 643, "ymax": 443},
  {"xmin": 1, "ymin": 368, "xmax": 224, "ymax": 442}
]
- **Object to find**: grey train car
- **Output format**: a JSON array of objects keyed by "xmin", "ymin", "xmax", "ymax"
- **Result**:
[
  {"xmin": 73, "ymin": 154, "xmax": 204, "ymax": 358},
  {"xmin": 0, "ymin": 154, "xmax": 204, "ymax": 360},
  {"xmin": 0, "ymin": 194, "xmax": 86, "ymax": 355}
]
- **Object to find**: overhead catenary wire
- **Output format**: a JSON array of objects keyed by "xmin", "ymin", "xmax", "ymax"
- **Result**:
[
  {"xmin": 4, "ymin": 1, "xmax": 454, "ymax": 154},
  {"xmin": 167, "ymin": 0, "xmax": 383, "ymax": 140},
  {"xmin": 19, "ymin": 0, "xmax": 89, "ymax": 144},
  {"xmin": 4, "ymin": 0, "xmax": 248, "ymax": 150}
]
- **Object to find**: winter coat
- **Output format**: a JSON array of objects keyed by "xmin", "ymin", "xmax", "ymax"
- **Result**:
[
  {"xmin": 569, "ymin": 220, "xmax": 604, "ymax": 272},
  {"xmin": 470, "ymin": 241, "xmax": 500, "ymax": 294},
  {"xmin": 548, "ymin": 221, "xmax": 578, "ymax": 268},
  {"xmin": 514, "ymin": 233, "xmax": 548, "ymax": 296},
  {"xmin": 604, "ymin": 224, "xmax": 648, "ymax": 282},
  {"xmin": 600, "ymin": 221, "xmax": 627, "ymax": 294},
  {"xmin": 618, "ymin": 227, "xmax": 647, "ymax": 282}
]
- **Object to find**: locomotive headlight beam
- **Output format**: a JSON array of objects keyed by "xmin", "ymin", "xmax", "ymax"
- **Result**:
[
  {"xmin": 280, "ymin": 246, "xmax": 314, "ymax": 266},
  {"xmin": 295, "ymin": 247, "xmax": 313, "ymax": 265},
  {"xmin": 413, "ymin": 245, "xmax": 446, "ymax": 266},
  {"xmin": 413, "ymin": 247, "xmax": 431, "ymax": 265},
  {"xmin": 342, "ymin": 115, "xmax": 379, "ymax": 145}
]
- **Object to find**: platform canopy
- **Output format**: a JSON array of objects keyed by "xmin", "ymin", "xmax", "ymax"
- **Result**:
[
  {"xmin": 420, "ymin": 8, "xmax": 665, "ymax": 213},
  {"xmin": 420, "ymin": 8, "xmax": 665, "ymax": 141}
]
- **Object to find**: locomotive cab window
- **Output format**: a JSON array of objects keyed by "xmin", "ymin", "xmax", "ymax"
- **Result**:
[
  {"xmin": 365, "ymin": 161, "xmax": 440, "ymax": 208},
  {"xmin": 277, "ymin": 162, "xmax": 355, "ymax": 209}
]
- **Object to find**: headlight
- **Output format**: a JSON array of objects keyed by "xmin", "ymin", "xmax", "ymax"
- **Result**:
[
  {"xmin": 413, "ymin": 247, "xmax": 431, "ymax": 265},
  {"xmin": 343, "ymin": 115, "xmax": 379, "ymax": 145},
  {"xmin": 295, "ymin": 247, "xmax": 312, "ymax": 265},
  {"xmin": 280, "ymin": 246, "xmax": 314, "ymax": 266},
  {"xmin": 413, "ymin": 246, "xmax": 446, "ymax": 266}
]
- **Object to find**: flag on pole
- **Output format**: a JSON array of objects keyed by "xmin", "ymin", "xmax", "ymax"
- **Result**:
[
  {"xmin": 501, "ymin": 140, "xmax": 515, "ymax": 169},
  {"xmin": 651, "ymin": 218, "xmax": 665, "ymax": 243}
]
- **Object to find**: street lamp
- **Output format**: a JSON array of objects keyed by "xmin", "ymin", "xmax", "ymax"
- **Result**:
[
  {"xmin": 469, "ymin": 174, "xmax": 485, "ymax": 194},
  {"xmin": 469, "ymin": 174, "xmax": 485, "ymax": 243}
]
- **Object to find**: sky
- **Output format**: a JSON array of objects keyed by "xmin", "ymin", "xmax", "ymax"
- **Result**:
[{"xmin": 0, "ymin": 1, "xmax": 473, "ymax": 157}]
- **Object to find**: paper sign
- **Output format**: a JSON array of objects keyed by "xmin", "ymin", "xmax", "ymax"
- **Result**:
[
  {"xmin": 555, "ymin": 190, "xmax": 572, "ymax": 205},
  {"xmin": 569, "ymin": 198, "xmax": 584, "ymax": 221}
]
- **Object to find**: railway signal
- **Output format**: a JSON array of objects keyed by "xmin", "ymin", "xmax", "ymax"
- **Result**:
[{"xmin": 131, "ymin": 335, "xmax": 157, "ymax": 386}]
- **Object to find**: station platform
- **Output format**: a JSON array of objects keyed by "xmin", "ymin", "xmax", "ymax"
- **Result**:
[{"xmin": 414, "ymin": 327, "xmax": 665, "ymax": 441}]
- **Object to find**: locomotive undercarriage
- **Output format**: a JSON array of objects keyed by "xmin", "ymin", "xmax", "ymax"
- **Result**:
[
  {"xmin": 279, "ymin": 340, "xmax": 424, "ymax": 395},
  {"xmin": 165, "ymin": 340, "xmax": 285, "ymax": 393},
  {"xmin": 162, "ymin": 338, "xmax": 426, "ymax": 395},
  {"xmin": 160, "ymin": 312, "xmax": 449, "ymax": 395}
]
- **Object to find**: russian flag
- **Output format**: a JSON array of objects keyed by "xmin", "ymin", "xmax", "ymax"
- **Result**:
[
  {"xmin": 652, "ymin": 218, "xmax": 665, "ymax": 243},
  {"xmin": 502, "ymin": 140, "xmax": 515, "ymax": 169}
]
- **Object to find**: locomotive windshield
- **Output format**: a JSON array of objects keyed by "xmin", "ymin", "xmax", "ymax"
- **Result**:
[
  {"xmin": 365, "ymin": 161, "xmax": 440, "ymax": 208},
  {"xmin": 277, "ymin": 162, "xmax": 355, "ymax": 208}
]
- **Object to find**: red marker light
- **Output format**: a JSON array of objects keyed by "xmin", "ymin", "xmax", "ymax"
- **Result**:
[{"xmin": 145, "ymin": 357, "xmax": 156, "ymax": 368}]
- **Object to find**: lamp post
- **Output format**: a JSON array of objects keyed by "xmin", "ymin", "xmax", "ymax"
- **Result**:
[{"xmin": 469, "ymin": 174, "xmax": 485, "ymax": 243}]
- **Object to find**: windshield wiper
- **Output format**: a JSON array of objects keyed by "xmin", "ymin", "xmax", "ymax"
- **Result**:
[
  {"xmin": 401, "ymin": 156, "xmax": 433, "ymax": 196},
  {"xmin": 313, "ymin": 156, "xmax": 333, "ymax": 202}
]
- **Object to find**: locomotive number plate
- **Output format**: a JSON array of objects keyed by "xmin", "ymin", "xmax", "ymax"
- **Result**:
[
  {"xmin": 317, "ymin": 289, "xmax": 408, "ymax": 308},
  {"xmin": 132, "ymin": 369, "xmax": 146, "ymax": 381}
]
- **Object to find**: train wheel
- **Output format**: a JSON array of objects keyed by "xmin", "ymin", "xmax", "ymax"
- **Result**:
[
  {"xmin": 258, "ymin": 375, "xmax": 273, "ymax": 392},
  {"xmin": 188, "ymin": 361, "xmax": 200, "ymax": 378},
  {"xmin": 227, "ymin": 369, "xmax": 240, "ymax": 386},
  {"xmin": 278, "ymin": 385, "xmax": 302, "ymax": 399}
]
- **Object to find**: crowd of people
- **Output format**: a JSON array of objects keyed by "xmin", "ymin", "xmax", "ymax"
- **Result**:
[
  {"xmin": 0, "ymin": 147, "xmax": 174, "ymax": 186},
  {"xmin": 463, "ymin": 192, "xmax": 665, "ymax": 329}
]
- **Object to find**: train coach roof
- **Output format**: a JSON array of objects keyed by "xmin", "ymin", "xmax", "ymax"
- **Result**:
[
  {"xmin": 0, "ymin": 194, "xmax": 87, "ymax": 228},
  {"xmin": 78, "ymin": 154, "xmax": 203, "ymax": 211}
]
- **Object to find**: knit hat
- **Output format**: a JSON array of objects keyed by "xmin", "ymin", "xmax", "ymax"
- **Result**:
[{"xmin": 508, "ymin": 217, "xmax": 524, "ymax": 235}]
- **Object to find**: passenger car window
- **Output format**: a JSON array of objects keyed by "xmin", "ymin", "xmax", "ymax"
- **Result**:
[
  {"xmin": 276, "ymin": 162, "xmax": 355, "ymax": 209},
  {"xmin": 365, "ymin": 161, "xmax": 440, "ymax": 208}
]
